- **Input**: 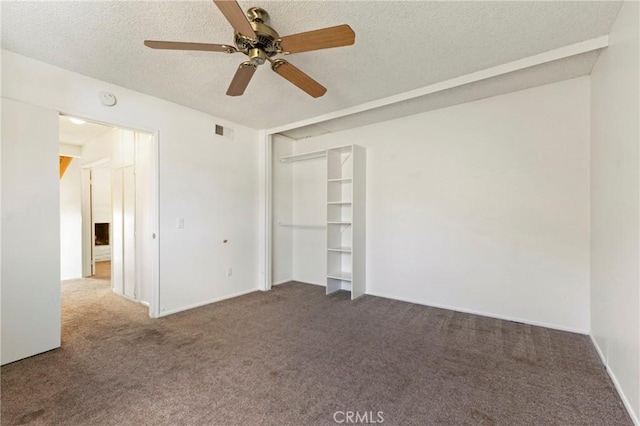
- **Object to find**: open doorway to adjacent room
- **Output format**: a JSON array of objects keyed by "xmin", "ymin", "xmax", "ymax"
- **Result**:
[
  {"xmin": 83, "ymin": 159, "xmax": 112, "ymax": 280},
  {"xmin": 58, "ymin": 114, "xmax": 157, "ymax": 314}
]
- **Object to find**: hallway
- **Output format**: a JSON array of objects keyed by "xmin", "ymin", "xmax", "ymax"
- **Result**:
[{"xmin": 93, "ymin": 261, "xmax": 111, "ymax": 280}]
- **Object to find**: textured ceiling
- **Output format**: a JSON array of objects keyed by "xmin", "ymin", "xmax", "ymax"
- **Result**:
[
  {"xmin": 59, "ymin": 116, "xmax": 113, "ymax": 146},
  {"xmin": 2, "ymin": 1, "xmax": 622, "ymax": 130}
]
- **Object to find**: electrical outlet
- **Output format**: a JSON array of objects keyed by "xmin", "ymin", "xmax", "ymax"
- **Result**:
[
  {"xmin": 177, "ymin": 218, "xmax": 184, "ymax": 229},
  {"xmin": 226, "ymin": 267, "xmax": 232, "ymax": 277}
]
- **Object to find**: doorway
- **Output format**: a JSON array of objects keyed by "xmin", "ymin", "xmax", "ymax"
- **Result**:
[{"xmin": 59, "ymin": 114, "xmax": 158, "ymax": 316}]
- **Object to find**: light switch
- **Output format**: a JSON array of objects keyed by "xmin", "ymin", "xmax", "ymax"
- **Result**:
[{"xmin": 177, "ymin": 218, "xmax": 184, "ymax": 229}]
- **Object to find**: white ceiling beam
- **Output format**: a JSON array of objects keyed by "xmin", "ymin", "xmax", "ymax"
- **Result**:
[
  {"xmin": 59, "ymin": 142, "xmax": 82, "ymax": 158},
  {"xmin": 266, "ymin": 35, "xmax": 609, "ymax": 135}
]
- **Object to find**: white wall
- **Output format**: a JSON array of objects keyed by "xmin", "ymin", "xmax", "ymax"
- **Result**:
[
  {"xmin": 292, "ymin": 155, "xmax": 327, "ymax": 286},
  {"xmin": 590, "ymin": 1, "xmax": 640, "ymax": 422},
  {"xmin": 81, "ymin": 130, "xmax": 115, "ymax": 166},
  {"xmin": 272, "ymin": 135, "xmax": 293, "ymax": 285},
  {"xmin": 60, "ymin": 157, "xmax": 83, "ymax": 280},
  {"xmin": 91, "ymin": 167, "xmax": 111, "ymax": 224},
  {"xmin": 284, "ymin": 77, "xmax": 591, "ymax": 333},
  {"xmin": 2, "ymin": 50, "xmax": 261, "ymax": 317},
  {"xmin": 2, "ymin": 98, "xmax": 61, "ymax": 364},
  {"xmin": 59, "ymin": 143, "xmax": 81, "ymax": 158}
]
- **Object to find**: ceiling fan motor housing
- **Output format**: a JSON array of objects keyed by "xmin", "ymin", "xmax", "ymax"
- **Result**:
[{"xmin": 234, "ymin": 7, "xmax": 280, "ymax": 63}]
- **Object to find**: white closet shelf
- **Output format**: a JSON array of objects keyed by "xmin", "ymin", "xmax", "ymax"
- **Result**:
[
  {"xmin": 328, "ymin": 271, "xmax": 352, "ymax": 281},
  {"xmin": 327, "ymin": 178, "xmax": 352, "ymax": 183},
  {"xmin": 327, "ymin": 201, "xmax": 352, "ymax": 205},
  {"xmin": 279, "ymin": 149, "xmax": 327, "ymax": 163},
  {"xmin": 328, "ymin": 246, "xmax": 352, "ymax": 253},
  {"xmin": 327, "ymin": 221, "xmax": 352, "ymax": 225}
]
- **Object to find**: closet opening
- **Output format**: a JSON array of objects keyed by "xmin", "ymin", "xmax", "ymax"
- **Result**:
[{"xmin": 269, "ymin": 134, "xmax": 366, "ymax": 299}]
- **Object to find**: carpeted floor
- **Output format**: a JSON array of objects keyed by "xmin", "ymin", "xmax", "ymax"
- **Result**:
[
  {"xmin": 0, "ymin": 280, "xmax": 632, "ymax": 425},
  {"xmin": 93, "ymin": 261, "xmax": 111, "ymax": 280}
]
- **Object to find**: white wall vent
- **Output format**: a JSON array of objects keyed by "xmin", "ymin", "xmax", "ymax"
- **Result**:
[{"xmin": 214, "ymin": 124, "xmax": 234, "ymax": 140}]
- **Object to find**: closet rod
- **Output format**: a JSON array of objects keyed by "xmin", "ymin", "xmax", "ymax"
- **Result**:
[
  {"xmin": 278, "ymin": 222, "xmax": 326, "ymax": 229},
  {"xmin": 279, "ymin": 149, "xmax": 327, "ymax": 163}
]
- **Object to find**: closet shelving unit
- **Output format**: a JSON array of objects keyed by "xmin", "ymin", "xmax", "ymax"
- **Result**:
[
  {"xmin": 326, "ymin": 145, "xmax": 365, "ymax": 299},
  {"xmin": 278, "ymin": 144, "xmax": 366, "ymax": 300}
]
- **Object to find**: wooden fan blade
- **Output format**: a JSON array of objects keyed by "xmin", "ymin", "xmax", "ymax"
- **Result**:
[
  {"xmin": 279, "ymin": 24, "xmax": 355, "ymax": 54},
  {"xmin": 213, "ymin": 0, "xmax": 257, "ymax": 39},
  {"xmin": 227, "ymin": 62, "xmax": 257, "ymax": 96},
  {"xmin": 271, "ymin": 60, "xmax": 326, "ymax": 98},
  {"xmin": 144, "ymin": 40, "xmax": 236, "ymax": 53}
]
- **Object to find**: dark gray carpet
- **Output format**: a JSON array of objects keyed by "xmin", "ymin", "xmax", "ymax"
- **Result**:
[{"xmin": 1, "ymin": 280, "xmax": 632, "ymax": 425}]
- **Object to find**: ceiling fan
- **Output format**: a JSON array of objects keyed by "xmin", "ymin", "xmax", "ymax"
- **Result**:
[{"xmin": 144, "ymin": 1, "xmax": 355, "ymax": 98}]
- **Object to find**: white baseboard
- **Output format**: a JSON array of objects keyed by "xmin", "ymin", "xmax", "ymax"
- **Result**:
[
  {"xmin": 590, "ymin": 334, "xmax": 639, "ymax": 425},
  {"xmin": 158, "ymin": 288, "xmax": 258, "ymax": 317},
  {"xmin": 273, "ymin": 279, "xmax": 293, "ymax": 286},
  {"xmin": 61, "ymin": 275, "xmax": 84, "ymax": 281},
  {"xmin": 365, "ymin": 290, "xmax": 589, "ymax": 335},
  {"xmin": 112, "ymin": 289, "xmax": 150, "ymax": 308},
  {"xmin": 590, "ymin": 333, "xmax": 606, "ymax": 361}
]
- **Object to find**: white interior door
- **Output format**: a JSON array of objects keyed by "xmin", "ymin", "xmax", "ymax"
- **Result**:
[
  {"xmin": 90, "ymin": 178, "xmax": 96, "ymax": 275},
  {"xmin": 109, "ymin": 129, "xmax": 155, "ymax": 308},
  {"xmin": 135, "ymin": 133, "xmax": 153, "ymax": 305},
  {"xmin": 111, "ymin": 168, "xmax": 124, "ymax": 294},
  {"xmin": 81, "ymin": 168, "xmax": 93, "ymax": 277},
  {"xmin": 1, "ymin": 99, "xmax": 61, "ymax": 364},
  {"xmin": 123, "ymin": 165, "xmax": 136, "ymax": 299}
]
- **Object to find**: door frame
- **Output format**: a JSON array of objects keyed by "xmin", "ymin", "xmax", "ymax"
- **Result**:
[
  {"xmin": 81, "ymin": 158, "xmax": 110, "ymax": 278},
  {"xmin": 66, "ymin": 111, "xmax": 161, "ymax": 319},
  {"xmin": 258, "ymin": 130, "xmax": 272, "ymax": 292}
]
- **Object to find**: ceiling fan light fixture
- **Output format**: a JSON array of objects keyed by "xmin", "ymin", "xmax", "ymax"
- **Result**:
[{"xmin": 248, "ymin": 48, "xmax": 266, "ymax": 66}]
